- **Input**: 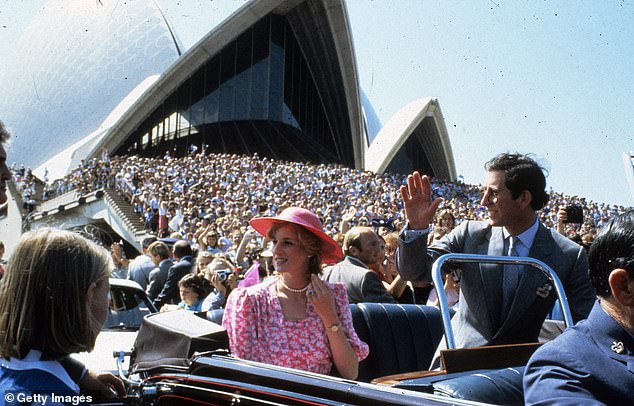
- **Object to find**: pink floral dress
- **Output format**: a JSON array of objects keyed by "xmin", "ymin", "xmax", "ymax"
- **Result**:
[{"xmin": 222, "ymin": 278, "xmax": 369, "ymax": 375}]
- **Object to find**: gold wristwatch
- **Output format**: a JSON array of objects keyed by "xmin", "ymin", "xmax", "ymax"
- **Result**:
[{"xmin": 327, "ymin": 323, "xmax": 342, "ymax": 333}]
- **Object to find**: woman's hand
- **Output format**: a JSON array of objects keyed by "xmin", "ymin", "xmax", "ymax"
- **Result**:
[
  {"xmin": 383, "ymin": 255, "xmax": 398, "ymax": 279},
  {"xmin": 160, "ymin": 304, "xmax": 179, "ymax": 312},
  {"xmin": 208, "ymin": 272, "xmax": 225, "ymax": 291},
  {"xmin": 226, "ymin": 273, "xmax": 240, "ymax": 291},
  {"xmin": 342, "ymin": 206, "xmax": 356, "ymax": 223},
  {"xmin": 307, "ymin": 274, "xmax": 339, "ymax": 326},
  {"xmin": 110, "ymin": 242, "xmax": 129, "ymax": 268},
  {"xmin": 79, "ymin": 370, "xmax": 126, "ymax": 399},
  {"xmin": 308, "ymin": 275, "xmax": 360, "ymax": 380}
]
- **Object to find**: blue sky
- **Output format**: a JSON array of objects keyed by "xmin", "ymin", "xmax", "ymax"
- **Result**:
[{"xmin": 1, "ymin": 0, "xmax": 633, "ymax": 206}]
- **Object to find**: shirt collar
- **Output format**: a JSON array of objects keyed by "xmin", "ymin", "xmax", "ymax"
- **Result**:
[
  {"xmin": 0, "ymin": 349, "xmax": 79, "ymax": 392},
  {"xmin": 503, "ymin": 217, "xmax": 539, "ymax": 250},
  {"xmin": 347, "ymin": 256, "xmax": 369, "ymax": 269}
]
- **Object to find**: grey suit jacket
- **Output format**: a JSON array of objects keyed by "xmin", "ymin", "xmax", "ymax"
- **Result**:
[
  {"xmin": 322, "ymin": 256, "xmax": 396, "ymax": 304},
  {"xmin": 127, "ymin": 254, "xmax": 155, "ymax": 291},
  {"xmin": 397, "ymin": 220, "xmax": 595, "ymax": 352}
]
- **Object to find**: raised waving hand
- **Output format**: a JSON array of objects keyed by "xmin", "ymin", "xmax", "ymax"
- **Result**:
[{"xmin": 399, "ymin": 171, "xmax": 443, "ymax": 230}]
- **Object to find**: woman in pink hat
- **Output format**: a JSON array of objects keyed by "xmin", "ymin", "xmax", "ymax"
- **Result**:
[{"xmin": 222, "ymin": 207, "xmax": 368, "ymax": 380}]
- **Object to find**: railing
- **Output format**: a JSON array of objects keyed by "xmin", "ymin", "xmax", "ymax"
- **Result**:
[{"xmin": 431, "ymin": 253, "xmax": 573, "ymax": 350}]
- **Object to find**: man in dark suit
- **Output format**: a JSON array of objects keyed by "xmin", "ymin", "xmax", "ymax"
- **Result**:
[
  {"xmin": 146, "ymin": 240, "xmax": 173, "ymax": 302},
  {"xmin": 153, "ymin": 240, "xmax": 194, "ymax": 309},
  {"xmin": 397, "ymin": 153, "xmax": 595, "ymax": 356},
  {"xmin": 323, "ymin": 226, "xmax": 395, "ymax": 303},
  {"xmin": 524, "ymin": 209, "xmax": 634, "ymax": 404}
]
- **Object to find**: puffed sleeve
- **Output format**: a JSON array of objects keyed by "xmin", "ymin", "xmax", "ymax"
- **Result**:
[
  {"xmin": 222, "ymin": 287, "xmax": 259, "ymax": 361},
  {"xmin": 332, "ymin": 283, "xmax": 369, "ymax": 361}
]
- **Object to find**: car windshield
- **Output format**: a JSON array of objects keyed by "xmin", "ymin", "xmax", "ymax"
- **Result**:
[{"xmin": 105, "ymin": 286, "xmax": 154, "ymax": 330}]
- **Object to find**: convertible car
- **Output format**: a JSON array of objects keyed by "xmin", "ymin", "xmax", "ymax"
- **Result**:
[{"xmin": 107, "ymin": 254, "xmax": 570, "ymax": 405}]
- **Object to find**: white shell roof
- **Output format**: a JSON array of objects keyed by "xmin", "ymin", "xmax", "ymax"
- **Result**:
[{"xmin": 0, "ymin": 0, "xmax": 181, "ymax": 178}]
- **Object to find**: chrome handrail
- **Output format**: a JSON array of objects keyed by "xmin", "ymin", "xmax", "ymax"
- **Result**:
[
  {"xmin": 114, "ymin": 350, "xmax": 142, "ymax": 387},
  {"xmin": 431, "ymin": 253, "xmax": 573, "ymax": 350}
]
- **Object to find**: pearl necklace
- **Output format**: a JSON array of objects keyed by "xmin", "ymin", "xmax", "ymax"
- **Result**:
[{"xmin": 278, "ymin": 278, "xmax": 310, "ymax": 293}]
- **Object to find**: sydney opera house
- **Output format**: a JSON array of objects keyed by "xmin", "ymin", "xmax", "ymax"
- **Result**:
[{"xmin": 0, "ymin": 0, "xmax": 456, "ymax": 247}]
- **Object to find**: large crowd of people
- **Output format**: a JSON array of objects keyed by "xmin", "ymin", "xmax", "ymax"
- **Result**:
[
  {"xmin": 8, "ymin": 149, "xmax": 629, "ymax": 310},
  {"xmin": 11, "ymin": 149, "xmax": 628, "ymax": 251},
  {"xmin": 5, "ymin": 150, "xmax": 629, "ymax": 311}
]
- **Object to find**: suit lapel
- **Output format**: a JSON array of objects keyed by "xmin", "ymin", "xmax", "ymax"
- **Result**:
[{"xmin": 526, "ymin": 223, "xmax": 555, "ymax": 267}]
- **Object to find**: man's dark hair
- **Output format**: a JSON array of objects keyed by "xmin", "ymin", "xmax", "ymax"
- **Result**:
[
  {"xmin": 0, "ymin": 120, "xmax": 9, "ymax": 144},
  {"xmin": 141, "ymin": 236, "xmax": 158, "ymax": 249},
  {"xmin": 588, "ymin": 210, "xmax": 634, "ymax": 297},
  {"xmin": 173, "ymin": 240, "xmax": 193, "ymax": 259},
  {"xmin": 484, "ymin": 153, "xmax": 549, "ymax": 210}
]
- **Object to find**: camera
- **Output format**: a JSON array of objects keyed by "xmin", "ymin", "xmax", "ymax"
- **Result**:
[
  {"xmin": 564, "ymin": 205, "xmax": 583, "ymax": 224},
  {"xmin": 215, "ymin": 270, "xmax": 232, "ymax": 282},
  {"xmin": 370, "ymin": 218, "xmax": 394, "ymax": 231}
]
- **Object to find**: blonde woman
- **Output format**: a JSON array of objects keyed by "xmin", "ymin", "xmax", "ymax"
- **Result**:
[{"xmin": 0, "ymin": 229, "xmax": 121, "ymax": 397}]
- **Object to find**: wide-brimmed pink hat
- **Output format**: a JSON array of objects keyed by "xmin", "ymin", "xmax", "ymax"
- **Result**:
[{"xmin": 250, "ymin": 207, "xmax": 342, "ymax": 264}]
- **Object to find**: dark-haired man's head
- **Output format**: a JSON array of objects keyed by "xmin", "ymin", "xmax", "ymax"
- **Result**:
[
  {"xmin": 589, "ymin": 210, "xmax": 634, "ymax": 297},
  {"xmin": 588, "ymin": 210, "xmax": 634, "ymax": 332},
  {"xmin": 173, "ymin": 240, "xmax": 193, "ymax": 260},
  {"xmin": 481, "ymin": 153, "xmax": 548, "ymax": 235},
  {"xmin": 485, "ymin": 153, "xmax": 549, "ymax": 210},
  {"xmin": 141, "ymin": 236, "xmax": 158, "ymax": 253}
]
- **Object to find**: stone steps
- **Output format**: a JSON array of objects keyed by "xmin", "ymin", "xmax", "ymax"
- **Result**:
[{"xmin": 102, "ymin": 189, "xmax": 148, "ymax": 237}]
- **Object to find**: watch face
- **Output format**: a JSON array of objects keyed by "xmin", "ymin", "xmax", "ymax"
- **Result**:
[{"xmin": 329, "ymin": 324, "xmax": 340, "ymax": 332}]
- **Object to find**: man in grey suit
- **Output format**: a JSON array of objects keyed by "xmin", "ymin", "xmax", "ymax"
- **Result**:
[
  {"xmin": 397, "ymin": 153, "xmax": 595, "ymax": 356},
  {"xmin": 127, "ymin": 235, "xmax": 158, "ymax": 291},
  {"xmin": 323, "ymin": 226, "xmax": 395, "ymax": 303}
]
